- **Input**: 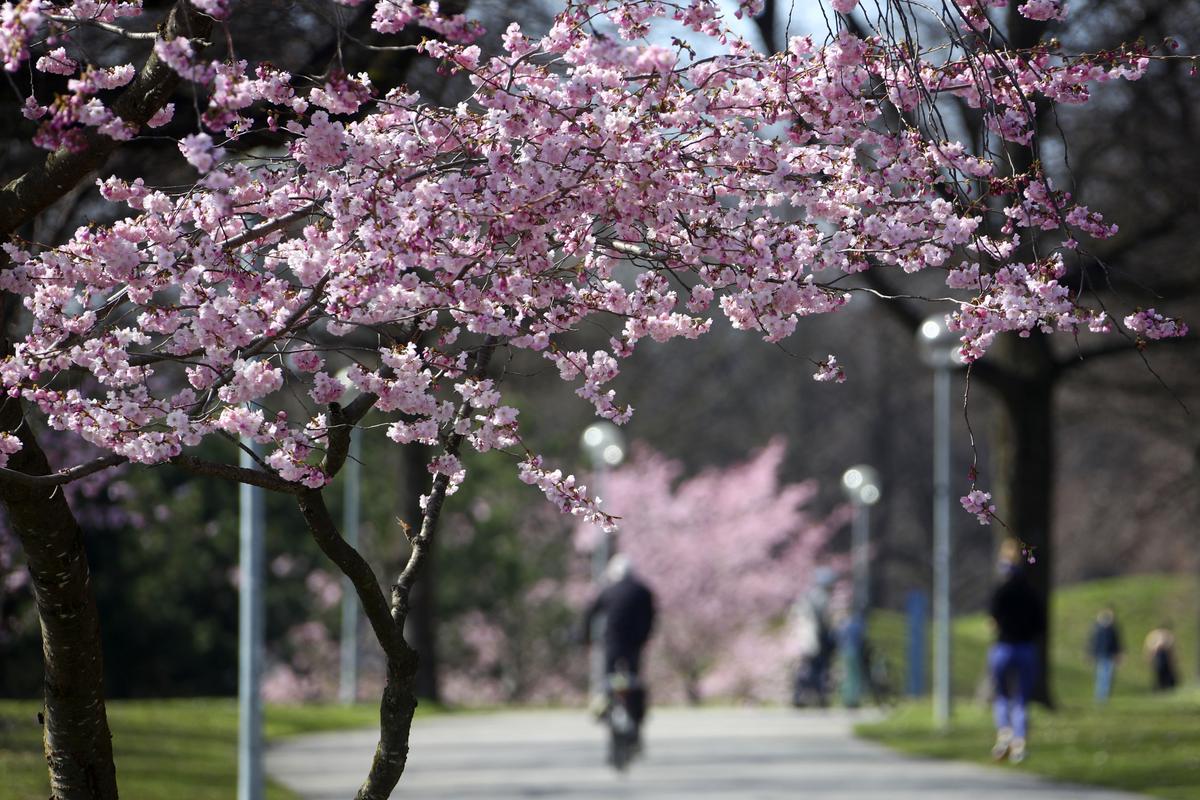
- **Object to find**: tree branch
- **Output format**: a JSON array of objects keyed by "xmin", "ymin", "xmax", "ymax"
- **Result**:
[
  {"xmin": 296, "ymin": 488, "xmax": 404, "ymax": 658},
  {"xmin": 168, "ymin": 454, "xmax": 304, "ymax": 494},
  {"xmin": 218, "ymin": 202, "xmax": 323, "ymax": 250},
  {"xmin": 0, "ymin": 1, "xmax": 213, "ymax": 238},
  {"xmin": 0, "ymin": 453, "xmax": 126, "ymax": 488},
  {"xmin": 391, "ymin": 338, "xmax": 497, "ymax": 624},
  {"xmin": 1059, "ymin": 333, "xmax": 1200, "ymax": 376}
]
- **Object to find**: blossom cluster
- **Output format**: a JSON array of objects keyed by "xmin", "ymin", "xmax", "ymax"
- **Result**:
[
  {"xmin": 0, "ymin": 0, "xmax": 1186, "ymax": 523},
  {"xmin": 961, "ymin": 489, "xmax": 997, "ymax": 525}
]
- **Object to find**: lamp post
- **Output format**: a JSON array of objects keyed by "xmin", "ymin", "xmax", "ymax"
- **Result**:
[
  {"xmin": 841, "ymin": 465, "xmax": 881, "ymax": 615},
  {"xmin": 839, "ymin": 465, "xmax": 880, "ymax": 708},
  {"xmin": 917, "ymin": 313, "xmax": 963, "ymax": 730},
  {"xmin": 336, "ymin": 367, "xmax": 361, "ymax": 705},
  {"xmin": 338, "ymin": 426, "xmax": 362, "ymax": 704},
  {"xmin": 580, "ymin": 421, "xmax": 626, "ymax": 696},
  {"xmin": 238, "ymin": 440, "xmax": 265, "ymax": 800}
]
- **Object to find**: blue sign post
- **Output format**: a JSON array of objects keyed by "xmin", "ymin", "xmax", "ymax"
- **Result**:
[{"xmin": 906, "ymin": 590, "xmax": 928, "ymax": 697}]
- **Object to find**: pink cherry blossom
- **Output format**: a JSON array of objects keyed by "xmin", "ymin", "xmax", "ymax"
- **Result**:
[
  {"xmin": 178, "ymin": 132, "xmax": 218, "ymax": 173},
  {"xmin": 961, "ymin": 489, "xmax": 996, "ymax": 525},
  {"xmin": 35, "ymin": 46, "xmax": 75, "ymax": 75},
  {"xmin": 1124, "ymin": 308, "xmax": 1189, "ymax": 341},
  {"xmin": 0, "ymin": 0, "xmax": 1183, "ymax": 527}
]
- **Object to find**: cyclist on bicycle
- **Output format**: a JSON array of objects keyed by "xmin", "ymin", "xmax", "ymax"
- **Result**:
[{"xmin": 583, "ymin": 555, "xmax": 656, "ymax": 732}]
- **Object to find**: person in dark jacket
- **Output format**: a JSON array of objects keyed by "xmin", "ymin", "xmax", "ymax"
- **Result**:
[
  {"xmin": 584, "ymin": 555, "xmax": 656, "ymax": 729},
  {"xmin": 1089, "ymin": 607, "xmax": 1122, "ymax": 704},
  {"xmin": 584, "ymin": 554, "xmax": 656, "ymax": 677},
  {"xmin": 987, "ymin": 539, "xmax": 1046, "ymax": 764}
]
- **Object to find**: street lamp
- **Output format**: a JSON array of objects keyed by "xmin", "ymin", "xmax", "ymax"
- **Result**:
[
  {"xmin": 917, "ymin": 313, "xmax": 964, "ymax": 730},
  {"xmin": 238, "ymin": 439, "xmax": 265, "ymax": 800},
  {"xmin": 580, "ymin": 421, "xmax": 626, "ymax": 576},
  {"xmin": 841, "ymin": 465, "xmax": 881, "ymax": 615},
  {"xmin": 839, "ymin": 465, "xmax": 880, "ymax": 708},
  {"xmin": 581, "ymin": 422, "xmax": 627, "ymax": 471},
  {"xmin": 579, "ymin": 421, "xmax": 626, "ymax": 696}
]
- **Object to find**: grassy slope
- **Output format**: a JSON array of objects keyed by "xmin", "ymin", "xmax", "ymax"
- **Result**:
[
  {"xmin": 0, "ymin": 699, "xmax": 382, "ymax": 800},
  {"xmin": 860, "ymin": 574, "xmax": 1200, "ymax": 799},
  {"xmin": 869, "ymin": 573, "xmax": 1197, "ymax": 702},
  {"xmin": 861, "ymin": 693, "xmax": 1200, "ymax": 800}
]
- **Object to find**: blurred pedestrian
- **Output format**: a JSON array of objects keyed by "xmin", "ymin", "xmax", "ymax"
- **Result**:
[
  {"xmin": 1089, "ymin": 607, "xmax": 1122, "ymax": 704},
  {"xmin": 987, "ymin": 539, "xmax": 1046, "ymax": 764},
  {"xmin": 583, "ymin": 554, "xmax": 656, "ymax": 679},
  {"xmin": 789, "ymin": 567, "xmax": 837, "ymax": 708},
  {"xmin": 582, "ymin": 554, "xmax": 656, "ymax": 762},
  {"xmin": 1144, "ymin": 623, "xmax": 1178, "ymax": 692}
]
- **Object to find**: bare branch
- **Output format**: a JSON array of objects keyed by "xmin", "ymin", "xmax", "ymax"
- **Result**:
[
  {"xmin": 46, "ymin": 15, "xmax": 160, "ymax": 40},
  {"xmin": 1059, "ymin": 334, "xmax": 1200, "ymax": 376},
  {"xmin": 218, "ymin": 202, "xmax": 323, "ymax": 251},
  {"xmin": 0, "ymin": 453, "xmax": 126, "ymax": 488},
  {"xmin": 168, "ymin": 454, "xmax": 304, "ymax": 494},
  {"xmin": 296, "ymin": 488, "xmax": 405, "ymax": 658}
]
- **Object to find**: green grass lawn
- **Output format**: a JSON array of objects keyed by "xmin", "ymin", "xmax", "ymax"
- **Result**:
[
  {"xmin": 858, "ymin": 693, "xmax": 1200, "ymax": 800},
  {"xmin": 0, "ymin": 699, "xmax": 385, "ymax": 800},
  {"xmin": 860, "ymin": 573, "xmax": 1200, "ymax": 798}
]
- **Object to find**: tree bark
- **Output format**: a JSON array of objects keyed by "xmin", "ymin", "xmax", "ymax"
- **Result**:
[
  {"xmin": 0, "ymin": 399, "xmax": 117, "ymax": 800},
  {"xmin": 402, "ymin": 443, "xmax": 440, "ymax": 703}
]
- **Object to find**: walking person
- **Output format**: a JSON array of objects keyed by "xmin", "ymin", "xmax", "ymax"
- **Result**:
[
  {"xmin": 987, "ymin": 539, "xmax": 1046, "ymax": 764},
  {"xmin": 1089, "ymin": 607, "xmax": 1122, "ymax": 704},
  {"xmin": 1144, "ymin": 623, "xmax": 1178, "ymax": 692},
  {"xmin": 788, "ymin": 567, "xmax": 837, "ymax": 708}
]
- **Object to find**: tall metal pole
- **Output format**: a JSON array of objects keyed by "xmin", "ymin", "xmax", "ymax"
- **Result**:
[
  {"xmin": 339, "ymin": 427, "xmax": 362, "ymax": 705},
  {"xmin": 589, "ymin": 464, "xmax": 609, "ymax": 698},
  {"xmin": 852, "ymin": 502, "xmax": 870, "ymax": 613},
  {"xmin": 932, "ymin": 364, "xmax": 953, "ymax": 729},
  {"xmin": 238, "ymin": 442, "xmax": 265, "ymax": 800}
]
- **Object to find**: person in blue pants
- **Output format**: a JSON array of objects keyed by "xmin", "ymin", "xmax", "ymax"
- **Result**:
[
  {"xmin": 1089, "ymin": 607, "xmax": 1122, "ymax": 704},
  {"xmin": 987, "ymin": 539, "xmax": 1046, "ymax": 764}
]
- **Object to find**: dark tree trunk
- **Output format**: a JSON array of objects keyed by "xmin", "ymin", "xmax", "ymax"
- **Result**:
[
  {"xmin": 402, "ymin": 443, "xmax": 440, "ymax": 703},
  {"xmin": 0, "ymin": 6, "xmax": 216, "ymax": 796},
  {"xmin": 354, "ymin": 658, "xmax": 420, "ymax": 800},
  {"xmin": 752, "ymin": 0, "xmax": 780, "ymax": 55},
  {"xmin": 977, "ymin": 0, "xmax": 1058, "ymax": 709},
  {"xmin": 0, "ymin": 400, "xmax": 118, "ymax": 800},
  {"xmin": 988, "ymin": 334, "xmax": 1057, "ymax": 707}
]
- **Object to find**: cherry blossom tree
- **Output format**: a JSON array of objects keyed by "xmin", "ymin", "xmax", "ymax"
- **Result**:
[
  {"xmin": 0, "ymin": 0, "xmax": 1190, "ymax": 796},
  {"xmin": 580, "ymin": 439, "xmax": 848, "ymax": 703}
]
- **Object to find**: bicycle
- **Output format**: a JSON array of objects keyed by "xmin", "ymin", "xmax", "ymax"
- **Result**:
[{"xmin": 602, "ymin": 670, "xmax": 645, "ymax": 771}]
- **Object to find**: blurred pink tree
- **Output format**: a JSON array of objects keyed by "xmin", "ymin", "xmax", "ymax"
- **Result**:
[{"xmin": 580, "ymin": 439, "xmax": 849, "ymax": 702}]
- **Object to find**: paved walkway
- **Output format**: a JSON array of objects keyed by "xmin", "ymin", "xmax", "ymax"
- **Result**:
[{"xmin": 266, "ymin": 707, "xmax": 1148, "ymax": 799}]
